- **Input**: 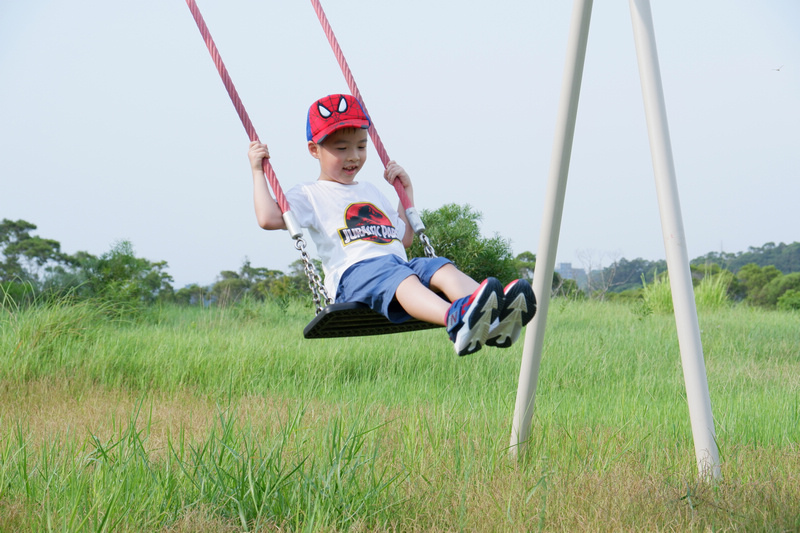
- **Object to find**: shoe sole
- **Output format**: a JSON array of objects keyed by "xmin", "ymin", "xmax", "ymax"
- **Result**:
[
  {"xmin": 485, "ymin": 280, "xmax": 536, "ymax": 348},
  {"xmin": 453, "ymin": 278, "xmax": 503, "ymax": 356}
]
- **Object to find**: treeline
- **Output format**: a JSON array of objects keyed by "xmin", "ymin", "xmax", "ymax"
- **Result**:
[
  {"xmin": 0, "ymin": 219, "xmax": 312, "ymax": 309},
  {"xmin": 1, "ymin": 207, "xmax": 573, "ymax": 310},
  {"xmin": 589, "ymin": 242, "xmax": 800, "ymax": 310},
  {"xmin": 2, "ymin": 214, "xmax": 798, "ymax": 311},
  {"xmin": 693, "ymin": 242, "xmax": 800, "ymax": 274}
]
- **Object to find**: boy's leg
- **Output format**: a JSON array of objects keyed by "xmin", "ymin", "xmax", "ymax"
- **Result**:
[
  {"xmin": 428, "ymin": 263, "xmax": 536, "ymax": 350},
  {"xmin": 429, "ymin": 263, "xmax": 480, "ymax": 302},
  {"xmin": 417, "ymin": 261, "xmax": 504, "ymax": 355},
  {"xmin": 394, "ymin": 275, "xmax": 451, "ymax": 325},
  {"xmin": 394, "ymin": 271, "xmax": 504, "ymax": 356},
  {"xmin": 394, "ymin": 262, "xmax": 479, "ymax": 325}
]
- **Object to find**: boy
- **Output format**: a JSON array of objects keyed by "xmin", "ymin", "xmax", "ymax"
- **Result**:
[{"xmin": 249, "ymin": 93, "xmax": 535, "ymax": 355}]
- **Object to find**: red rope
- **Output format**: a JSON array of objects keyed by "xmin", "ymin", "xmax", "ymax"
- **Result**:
[
  {"xmin": 185, "ymin": 0, "xmax": 290, "ymax": 214},
  {"xmin": 310, "ymin": 0, "xmax": 413, "ymax": 211}
]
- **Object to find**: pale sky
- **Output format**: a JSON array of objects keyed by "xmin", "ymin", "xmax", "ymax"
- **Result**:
[{"xmin": 2, "ymin": 1, "xmax": 798, "ymax": 288}]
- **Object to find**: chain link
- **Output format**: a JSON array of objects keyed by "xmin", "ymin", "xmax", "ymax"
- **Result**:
[
  {"xmin": 294, "ymin": 238, "xmax": 331, "ymax": 313},
  {"xmin": 419, "ymin": 232, "xmax": 437, "ymax": 258}
]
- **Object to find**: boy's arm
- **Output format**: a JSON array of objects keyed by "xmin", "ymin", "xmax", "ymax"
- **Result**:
[
  {"xmin": 384, "ymin": 160, "xmax": 415, "ymax": 248},
  {"xmin": 249, "ymin": 141, "xmax": 287, "ymax": 230}
]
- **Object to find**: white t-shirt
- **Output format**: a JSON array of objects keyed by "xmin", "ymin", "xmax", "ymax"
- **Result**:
[{"xmin": 286, "ymin": 180, "xmax": 408, "ymax": 298}]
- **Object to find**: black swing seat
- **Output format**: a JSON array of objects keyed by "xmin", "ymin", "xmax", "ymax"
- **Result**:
[{"xmin": 303, "ymin": 302, "xmax": 443, "ymax": 339}]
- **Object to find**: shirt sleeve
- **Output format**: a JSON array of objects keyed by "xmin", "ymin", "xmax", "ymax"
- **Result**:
[{"xmin": 285, "ymin": 184, "xmax": 315, "ymax": 229}]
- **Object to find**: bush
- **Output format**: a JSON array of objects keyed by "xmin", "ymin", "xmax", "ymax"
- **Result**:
[
  {"xmin": 777, "ymin": 289, "xmax": 800, "ymax": 312},
  {"xmin": 407, "ymin": 204, "xmax": 517, "ymax": 283},
  {"xmin": 607, "ymin": 288, "xmax": 642, "ymax": 303},
  {"xmin": 82, "ymin": 241, "xmax": 174, "ymax": 307},
  {"xmin": 738, "ymin": 264, "xmax": 782, "ymax": 305},
  {"xmin": 757, "ymin": 272, "xmax": 800, "ymax": 308}
]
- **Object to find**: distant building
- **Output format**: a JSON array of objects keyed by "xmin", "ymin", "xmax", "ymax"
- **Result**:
[
  {"xmin": 556, "ymin": 262, "xmax": 575, "ymax": 280},
  {"xmin": 556, "ymin": 262, "xmax": 589, "ymax": 290}
]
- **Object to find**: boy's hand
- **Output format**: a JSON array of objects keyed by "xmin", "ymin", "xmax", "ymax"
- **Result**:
[
  {"xmin": 384, "ymin": 160, "xmax": 412, "ymax": 189},
  {"xmin": 248, "ymin": 141, "xmax": 270, "ymax": 172}
]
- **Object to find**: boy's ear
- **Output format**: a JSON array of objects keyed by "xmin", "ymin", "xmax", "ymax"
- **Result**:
[{"xmin": 307, "ymin": 141, "xmax": 321, "ymax": 159}]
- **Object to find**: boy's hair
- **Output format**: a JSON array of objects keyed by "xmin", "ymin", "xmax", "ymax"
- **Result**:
[{"xmin": 307, "ymin": 94, "xmax": 371, "ymax": 144}]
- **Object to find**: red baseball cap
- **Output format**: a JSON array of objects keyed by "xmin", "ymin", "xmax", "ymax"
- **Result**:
[{"xmin": 306, "ymin": 94, "xmax": 371, "ymax": 143}]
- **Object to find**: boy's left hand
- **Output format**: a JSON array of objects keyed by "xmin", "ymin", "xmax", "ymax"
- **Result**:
[{"xmin": 384, "ymin": 160, "xmax": 412, "ymax": 189}]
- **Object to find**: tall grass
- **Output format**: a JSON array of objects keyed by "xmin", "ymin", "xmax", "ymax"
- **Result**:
[
  {"xmin": 642, "ymin": 271, "xmax": 732, "ymax": 314},
  {"xmin": 0, "ymin": 399, "xmax": 407, "ymax": 531},
  {"xmin": 695, "ymin": 272, "xmax": 733, "ymax": 310},
  {"xmin": 1, "ymin": 297, "xmax": 799, "ymax": 530}
]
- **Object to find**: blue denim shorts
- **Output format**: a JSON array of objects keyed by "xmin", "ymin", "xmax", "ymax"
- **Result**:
[{"xmin": 336, "ymin": 255, "xmax": 452, "ymax": 323}]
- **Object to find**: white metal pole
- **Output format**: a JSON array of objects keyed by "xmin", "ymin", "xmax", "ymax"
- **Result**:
[
  {"xmin": 628, "ymin": 0, "xmax": 721, "ymax": 480},
  {"xmin": 509, "ymin": 0, "xmax": 593, "ymax": 457}
]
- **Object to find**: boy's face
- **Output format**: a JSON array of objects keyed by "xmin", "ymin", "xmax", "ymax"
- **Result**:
[{"xmin": 309, "ymin": 127, "xmax": 368, "ymax": 185}]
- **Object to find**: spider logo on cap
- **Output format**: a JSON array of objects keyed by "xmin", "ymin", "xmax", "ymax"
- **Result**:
[{"xmin": 307, "ymin": 94, "xmax": 371, "ymax": 143}]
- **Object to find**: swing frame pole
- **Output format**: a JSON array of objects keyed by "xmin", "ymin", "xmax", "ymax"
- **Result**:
[
  {"xmin": 509, "ymin": 0, "xmax": 593, "ymax": 459},
  {"xmin": 510, "ymin": 0, "xmax": 721, "ymax": 481},
  {"xmin": 628, "ymin": 0, "xmax": 719, "ymax": 479}
]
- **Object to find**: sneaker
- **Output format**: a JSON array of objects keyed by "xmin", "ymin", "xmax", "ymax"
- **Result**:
[
  {"xmin": 485, "ymin": 279, "xmax": 536, "ymax": 348},
  {"xmin": 446, "ymin": 278, "xmax": 503, "ymax": 356}
]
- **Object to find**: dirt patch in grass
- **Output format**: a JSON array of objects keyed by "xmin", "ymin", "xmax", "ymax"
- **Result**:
[{"xmin": 0, "ymin": 378, "xmax": 313, "ymax": 457}]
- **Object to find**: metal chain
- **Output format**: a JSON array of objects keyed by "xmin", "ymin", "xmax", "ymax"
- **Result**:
[
  {"xmin": 419, "ymin": 232, "xmax": 437, "ymax": 258},
  {"xmin": 294, "ymin": 237, "xmax": 331, "ymax": 313}
]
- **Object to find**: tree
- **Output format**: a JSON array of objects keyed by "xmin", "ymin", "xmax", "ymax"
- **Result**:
[
  {"xmin": 273, "ymin": 259, "xmax": 316, "ymax": 301},
  {"xmin": 510, "ymin": 251, "xmax": 581, "ymax": 297},
  {"xmin": 407, "ymin": 204, "xmax": 517, "ymax": 283},
  {"xmin": 0, "ymin": 219, "xmax": 70, "ymax": 284},
  {"xmin": 82, "ymin": 240, "xmax": 173, "ymax": 304},
  {"xmin": 210, "ymin": 270, "xmax": 249, "ymax": 306},
  {"xmin": 553, "ymin": 277, "xmax": 584, "ymax": 299},
  {"xmin": 1, "ymin": 220, "xmax": 178, "ymax": 307},
  {"xmin": 237, "ymin": 258, "xmax": 287, "ymax": 301},
  {"xmin": 250, "ymin": 268, "xmax": 288, "ymax": 300},
  {"xmin": 577, "ymin": 249, "xmax": 623, "ymax": 300},
  {"xmin": 602, "ymin": 257, "xmax": 666, "ymax": 293},
  {"xmin": 514, "ymin": 251, "xmax": 536, "ymax": 283},
  {"xmin": 756, "ymin": 272, "xmax": 800, "ymax": 308},
  {"xmin": 174, "ymin": 284, "xmax": 207, "ymax": 306},
  {"xmin": 694, "ymin": 241, "xmax": 800, "ymax": 274},
  {"xmin": 737, "ymin": 263, "xmax": 782, "ymax": 304},
  {"xmin": 38, "ymin": 250, "xmax": 104, "ymax": 297},
  {"xmin": 777, "ymin": 289, "xmax": 800, "ymax": 311}
]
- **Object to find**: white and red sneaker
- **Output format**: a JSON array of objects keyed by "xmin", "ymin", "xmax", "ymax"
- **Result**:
[
  {"xmin": 445, "ymin": 278, "xmax": 503, "ymax": 356},
  {"xmin": 485, "ymin": 279, "xmax": 536, "ymax": 348}
]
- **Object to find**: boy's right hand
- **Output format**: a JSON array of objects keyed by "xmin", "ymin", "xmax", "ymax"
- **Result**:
[{"xmin": 248, "ymin": 141, "xmax": 270, "ymax": 172}]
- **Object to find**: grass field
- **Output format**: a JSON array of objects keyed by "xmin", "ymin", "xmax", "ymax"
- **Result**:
[{"xmin": 1, "ymin": 298, "xmax": 798, "ymax": 531}]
